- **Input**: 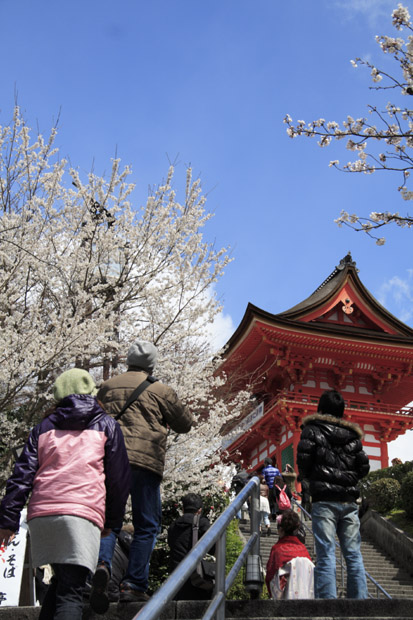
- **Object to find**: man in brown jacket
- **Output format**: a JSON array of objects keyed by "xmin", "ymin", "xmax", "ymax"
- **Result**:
[{"xmin": 91, "ymin": 340, "xmax": 193, "ymax": 611}]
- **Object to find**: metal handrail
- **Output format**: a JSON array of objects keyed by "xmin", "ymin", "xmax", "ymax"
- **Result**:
[
  {"xmin": 294, "ymin": 499, "xmax": 392, "ymax": 599},
  {"xmin": 133, "ymin": 476, "xmax": 262, "ymax": 620}
]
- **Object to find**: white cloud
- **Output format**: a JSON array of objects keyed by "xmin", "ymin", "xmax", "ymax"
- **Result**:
[
  {"xmin": 377, "ymin": 272, "xmax": 413, "ymax": 325},
  {"xmin": 388, "ymin": 430, "xmax": 413, "ymax": 464},
  {"xmin": 181, "ymin": 283, "xmax": 235, "ymax": 353},
  {"xmin": 206, "ymin": 309, "xmax": 235, "ymax": 352},
  {"xmin": 331, "ymin": 0, "xmax": 395, "ymax": 26}
]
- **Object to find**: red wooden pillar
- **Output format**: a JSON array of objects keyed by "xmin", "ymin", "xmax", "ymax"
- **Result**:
[
  {"xmin": 380, "ymin": 440, "xmax": 389, "ymax": 469},
  {"xmin": 274, "ymin": 446, "xmax": 280, "ymax": 471},
  {"xmin": 292, "ymin": 430, "xmax": 300, "ymax": 471}
]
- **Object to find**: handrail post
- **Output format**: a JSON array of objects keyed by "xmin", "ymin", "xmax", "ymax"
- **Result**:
[
  {"xmin": 250, "ymin": 476, "xmax": 260, "ymax": 556},
  {"xmin": 215, "ymin": 530, "xmax": 227, "ymax": 620},
  {"xmin": 244, "ymin": 476, "xmax": 263, "ymax": 599}
]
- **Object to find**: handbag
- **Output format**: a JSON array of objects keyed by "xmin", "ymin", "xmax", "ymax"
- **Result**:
[
  {"xmin": 275, "ymin": 484, "xmax": 291, "ymax": 511},
  {"xmin": 190, "ymin": 513, "xmax": 216, "ymax": 591}
]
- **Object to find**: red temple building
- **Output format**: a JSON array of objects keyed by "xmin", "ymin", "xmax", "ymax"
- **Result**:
[{"xmin": 220, "ymin": 254, "xmax": 413, "ymax": 474}]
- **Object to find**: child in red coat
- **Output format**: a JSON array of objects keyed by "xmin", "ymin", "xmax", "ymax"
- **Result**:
[{"xmin": 266, "ymin": 510, "xmax": 311, "ymax": 596}]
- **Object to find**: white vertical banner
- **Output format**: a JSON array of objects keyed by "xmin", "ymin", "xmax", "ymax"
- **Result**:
[
  {"xmin": 0, "ymin": 509, "xmax": 29, "ymax": 606},
  {"xmin": 221, "ymin": 401, "xmax": 265, "ymax": 450}
]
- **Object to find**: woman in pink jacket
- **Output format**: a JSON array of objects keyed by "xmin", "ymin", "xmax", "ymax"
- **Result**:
[{"xmin": 0, "ymin": 369, "xmax": 130, "ymax": 619}]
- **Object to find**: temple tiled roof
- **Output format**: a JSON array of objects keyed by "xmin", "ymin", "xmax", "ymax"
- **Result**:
[
  {"xmin": 279, "ymin": 253, "xmax": 357, "ymax": 316},
  {"xmin": 277, "ymin": 252, "xmax": 413, "ymax": 337},
  {"xmin": 224, "ymin": 253, "xmax": 413, "ymax": 354}
]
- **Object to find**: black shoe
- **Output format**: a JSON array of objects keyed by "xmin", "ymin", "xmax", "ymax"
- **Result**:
[
  {"xmin": 90, "ymin": 564, "xmax": 110, "ymax": 614},
  {"xmin": 107, "ymin": 586, "xmax": 120, "ymax": 603},
  {"xmin": 119, "ymin": 584, "xmax": 150, "ymax": 603}
]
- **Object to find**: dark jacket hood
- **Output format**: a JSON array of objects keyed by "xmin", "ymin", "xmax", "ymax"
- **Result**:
[
  {"xmin": 48, "ymin": 394, "xmax": 105, "ymax": 431},
  {"xmin": 173, "ymin": 513, "xmax": 199, "ymax": 527},
  {"xmin": 301, "ymin": 412, "xmax": 364, "ymax": 440}
]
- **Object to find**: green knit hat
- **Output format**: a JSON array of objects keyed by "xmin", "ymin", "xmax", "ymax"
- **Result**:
[{"xmin": 53, "ymin": 368, "xmax": 97, "ymax": 402}]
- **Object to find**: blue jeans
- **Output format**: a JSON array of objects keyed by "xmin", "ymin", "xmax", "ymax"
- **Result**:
[
  {"xmin": 39, "ymin": 564, "xmax": 90, "ymax": 620},
  {"xmin": 311, "ymin": 501, "xmax": 368, "ymax": 599},
  {"xmin": 124, "ymin": 467, "xmax": 162, "ymax": 591},
  {"xmin": 98, "ymin": 467, "xmax": 162, "ymax": 592},
  {"xmin": 98, "ymin": 528, "xmax": 121, "ymax": 572}
]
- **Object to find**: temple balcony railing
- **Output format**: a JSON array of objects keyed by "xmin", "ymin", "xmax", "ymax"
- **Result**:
[
  {"xmin": 222, "ymin": 389, "xmax": 413, "ymax": 452},
  {"xmin": 263, "ymin": 389, "xmax": 413, "ymax": 419}
]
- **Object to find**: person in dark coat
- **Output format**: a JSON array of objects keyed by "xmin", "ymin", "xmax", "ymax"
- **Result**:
[
  {"xmin": 230, "ymin": 466, "xmax": 250, "ymax": 519},
  {"xmin": 107, "ymin": 528, "xmax": 133, "ymax": 602},
  {"xmin": 262, "ymin": 457, "xmax": 281, "ymax": 519},
  {"xmin": 84, "ymin": 528, "xmax": 133, "ymax": 604},
  {"xmin": 167, "ymin": 493, "xmax": 213, "ymax": 601},
  {"xmin": 297, "ymin": 389, "xmax": 370, "ymax": 599},
  {"xmin": 297, "ymin": 474, "xmax": 312, "ymax": 515},
  {"xmin": 230, "ymin": 467, "xmax": 250, "ymax": 494}
]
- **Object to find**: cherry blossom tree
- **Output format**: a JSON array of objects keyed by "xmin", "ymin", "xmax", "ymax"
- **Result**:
[
  {"xmin": 0, "ymin": 107, "xmax": 251, "ymax": 494},
  {"xmin": 284, "ymin": 3, "xmax": 413, "ymax": 244}
]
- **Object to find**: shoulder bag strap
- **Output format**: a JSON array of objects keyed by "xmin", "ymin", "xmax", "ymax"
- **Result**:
[
  {"xmin": 115, "ymin": 375, "xmax": 157, "ymax": 421},
  {"xmin": 192, "ymin": 512, "xmax": 200, "ymax": 548}
]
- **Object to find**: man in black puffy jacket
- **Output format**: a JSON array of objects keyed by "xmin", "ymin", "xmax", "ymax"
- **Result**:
[
  {"xmin": 167, "ymin": 493, "xmax": 213, "ymax": 601},
  {"xmin": 297, "ymin": 390, "xmax": 370, "ymax": 599}
]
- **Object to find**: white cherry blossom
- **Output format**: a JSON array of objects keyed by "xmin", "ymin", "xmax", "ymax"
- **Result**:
[
  {"xmin": 284, "ymin": 4, "xmax": 413, "ymax": 244},
  {"xmin": 0, "ymin": 107, "xmax": 251, "ymax": 496}
]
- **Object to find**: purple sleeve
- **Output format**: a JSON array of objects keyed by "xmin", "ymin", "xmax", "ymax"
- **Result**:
[
  {"xmin": 103, "ymin": 419, "xmax": 131, "ymax": 529},
  {"xmin": 0, "ymin": 427, "xmax": 40, "ymax": 532}
]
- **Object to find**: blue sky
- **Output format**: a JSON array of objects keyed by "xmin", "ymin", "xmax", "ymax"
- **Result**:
[{"xmin": 1, "ymin": 0, "xmax": 412, "ymax": 460}]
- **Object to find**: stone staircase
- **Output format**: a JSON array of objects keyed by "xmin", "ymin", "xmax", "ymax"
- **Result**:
[
  {"xmin": 239, "ymin": 514, "xmax": 413, "ymax": 599},
  {"xmin": 1, "ymin": 599, "xmax": 413, "ymax": 620},
  {"xmin": 1, "ymin": 512, "xmax": 412, "ymax": 619}
]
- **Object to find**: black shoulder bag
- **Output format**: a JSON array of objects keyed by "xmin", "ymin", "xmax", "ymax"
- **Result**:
[
  {"xmin": 190, "ymin": 512, "xmax": 216, "ymax": 591},
  {"xmin": 115, "ymin": 375, "xmax": 157, "ymax": 421}
]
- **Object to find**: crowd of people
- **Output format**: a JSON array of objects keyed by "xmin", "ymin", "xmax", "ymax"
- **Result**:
[{"xmin": 0, "ymin": 334, "xmax": 370, "ymax": 617}]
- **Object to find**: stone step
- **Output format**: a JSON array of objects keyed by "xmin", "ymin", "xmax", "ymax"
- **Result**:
[
  {"xmin": 365, "ymin": 572, "xmax": 413, "ymax": 581},
  {"xmin": 1, "ymin": 598, "xmax": 412, "ymax": 620},
  {"xmin": 367, "ymin": 587, "xmax": 413, "ymax": 596},
  {"xmin": 367, "ymin": 582, "xmax": 413, "ymax": 591}
]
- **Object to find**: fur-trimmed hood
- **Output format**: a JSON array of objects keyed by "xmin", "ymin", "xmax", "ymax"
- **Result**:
[{"xmin": 301, "ymin": 412, "xmax": 364, "ymax": 439}]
